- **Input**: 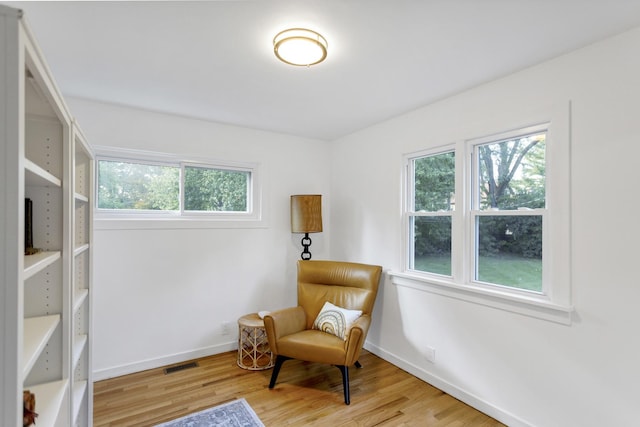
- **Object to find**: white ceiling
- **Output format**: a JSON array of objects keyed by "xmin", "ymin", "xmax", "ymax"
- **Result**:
[{"xmin": 5, "ymin": 1, "xmax": 640, "ymax": 141}]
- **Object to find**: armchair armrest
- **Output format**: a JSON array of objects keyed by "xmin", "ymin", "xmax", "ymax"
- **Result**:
[
  {"xmin": 345, "ymin": 314, "xmax": 371, "ymax": 365},
  {"xmin": 264, "ymin": 306, "xmax": 306, "ymax": 355}
]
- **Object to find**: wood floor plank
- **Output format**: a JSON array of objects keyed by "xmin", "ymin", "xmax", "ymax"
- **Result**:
[{"xmin": 93, "ymin": 350, "xmax": 505, "ymax": 426}]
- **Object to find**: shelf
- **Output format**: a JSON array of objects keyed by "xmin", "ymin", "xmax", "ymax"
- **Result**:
[
  {"xmin": 72, "ymin": 335, "xmax": 88, "ymax": 369},
  {"xmin": 73, "ymin": 289, "xmax": 89, "ymax": 313},
  {"xmin": 27, "ymin": 379, "xmax": 69, "ymax": 427},
  {"xmin": 72, "ymin": 380, "xmax": 88, "ymax": 423},
  {"xmin": 22, "ymin": 315, "xmax": 60, "ymax": 379},
  {"xmin": 74, "ymin": 244, "xmax": 90, "ymax": 257},
  {"xmin": 24, "ymin": 159, "xmax": 61, "ymax": 187},
  {"xmin": 24, "ymin": 251, "xmax": 61, "ymax": 280},
  {"xmin": 74, "ymin": 192, "xmax": 89, "ymax": 203}
]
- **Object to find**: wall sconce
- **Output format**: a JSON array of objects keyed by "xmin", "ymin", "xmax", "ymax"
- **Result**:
[
  {"xmin": 291, "ymin": 195, "xmax": 323, "ymax": 260},
  {"xmin": 273, "ymin": 28, "xmax": 328, "ymax": 67}
]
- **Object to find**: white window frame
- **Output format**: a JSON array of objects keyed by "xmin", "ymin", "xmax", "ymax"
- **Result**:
[
  {"xmin": 94, "ymin": 146, "xmax": 265, "ymax": 230},
  {"xmin": 468, "ymin": 123, "xmax": 549, "ymax": 296},
  {"xmin": 393, "ymin": 106, "xmax": 572, "ymax": 324},
  {"xmin": 405, "ymin": 146, "xmax": 456, "ymax": 277}
]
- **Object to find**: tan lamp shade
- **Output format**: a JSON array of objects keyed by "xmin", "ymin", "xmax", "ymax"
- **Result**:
[{"xmin": 291, "ymin": 195, "xmax": 323, "ymax": 233}]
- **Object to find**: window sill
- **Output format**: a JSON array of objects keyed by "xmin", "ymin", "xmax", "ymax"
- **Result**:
[
  {"xmin": 388, "ymin": 271, "xmax": 573, "ymax": 325},
  {"xmin": 95, "ymin": 215, "xmax": 267, "ymax": 230}
]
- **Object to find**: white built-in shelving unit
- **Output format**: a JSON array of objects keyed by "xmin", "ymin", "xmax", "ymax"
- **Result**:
[
  {"xmin": 1, "ymin": 5, "xmax": 93, "ymax": 427},
  {"xmin": 70, "ymin": 124, "xmax": 94, "ymax": 427}
]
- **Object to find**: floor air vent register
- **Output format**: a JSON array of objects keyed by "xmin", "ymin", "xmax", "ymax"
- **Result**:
[{"xmin": 163, "ymin": 362, "xmax": 199, "ymax": 375}]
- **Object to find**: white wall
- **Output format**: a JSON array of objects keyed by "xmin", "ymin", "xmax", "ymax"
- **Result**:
[
  {"xmin": 330, "ymin": 28, "xmax": 640, "ymax": 426},
  {"xmin": 67, "ymin": 98, "xmax": 331, "ymax": 380}
]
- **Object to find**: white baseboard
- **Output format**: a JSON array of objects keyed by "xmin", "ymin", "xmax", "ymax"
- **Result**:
[
  {"xmin": 364, "ymin": 341, "xmax": 531, "ymax": 427},
  {"xmin": 92, "ymin": 341, "xmax": 237, "ymax": 382}
]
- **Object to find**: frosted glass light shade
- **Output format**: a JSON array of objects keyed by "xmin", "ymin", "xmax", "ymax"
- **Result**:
[
  {"xmin": 274, "ymin": 28, "xmax": 328, "ymax": 66},
  {"xmin": 291, "ymin": 195, "xmax": 323, "ymax": 233}
]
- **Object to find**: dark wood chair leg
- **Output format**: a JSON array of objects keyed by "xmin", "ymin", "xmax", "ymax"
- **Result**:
[
  {"xmin": 336, "ymin": 365, "xmax": 350, "ymax": 405},
  {"xmin": 354, "ymin": 360, "xmax": 362, "ymax": 368},
  {"xmin": 269, "ymin": 355, "xmax": 290, "ymax": 389}
]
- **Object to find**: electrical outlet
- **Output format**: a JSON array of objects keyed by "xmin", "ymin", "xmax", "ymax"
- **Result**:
[
  {"xmin": 424, "ymin": 346, "xmax": 436, "ymax": 363},
  {"xmin": 221, "ymin": 321, "xmax": 232, "ymax": 335}
]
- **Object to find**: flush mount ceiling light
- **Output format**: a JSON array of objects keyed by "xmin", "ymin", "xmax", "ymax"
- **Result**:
[{"xmin": 273, "ymin": 28, "xmax": 328, "ymax": 67}]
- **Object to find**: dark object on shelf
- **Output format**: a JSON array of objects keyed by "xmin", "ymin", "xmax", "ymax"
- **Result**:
[
  {"xmin": 25, "ymin": 247, "xmax": 42, "ymax": 255},
  {"xmin": 24, "ymin": 198, "xmax": 41, "ymax": 255},
  {"xmin": 23, "ymin": 390, "xmax": 38, "ymax": 427},
  {"xmin": 25, "ymin": 198, "xmax": 33, "ymax": 251}
]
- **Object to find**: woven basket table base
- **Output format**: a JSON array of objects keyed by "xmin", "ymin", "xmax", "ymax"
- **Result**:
[{"xmin": 237, "ymin": 313, "xmax": 274, "ymax": 370}]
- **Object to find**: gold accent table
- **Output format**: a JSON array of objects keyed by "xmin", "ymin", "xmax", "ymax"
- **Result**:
[{"xmin": 237, "ymin": 313, "xmax": 274, "ymax": 370}]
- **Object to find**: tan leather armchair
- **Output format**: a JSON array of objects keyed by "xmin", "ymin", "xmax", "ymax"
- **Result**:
[{"xmin": 264, "ymin": 260, "xmax": 382, "ymax": 404}]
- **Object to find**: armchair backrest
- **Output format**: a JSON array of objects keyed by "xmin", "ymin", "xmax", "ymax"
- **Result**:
[{"xmin": 297, "ymin": 260, "xmax": 383, "ymax": 329}]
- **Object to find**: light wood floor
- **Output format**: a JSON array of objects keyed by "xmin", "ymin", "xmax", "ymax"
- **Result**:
[{"xmin": 93, "ymin": 350, "xmax": 505, "ymax": 426}]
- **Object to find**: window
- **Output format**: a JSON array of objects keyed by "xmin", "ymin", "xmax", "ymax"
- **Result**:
[
  {"xmin": 98, "ymin": 160, "xmax": 180, "ymax": 211},
  {"xmin": 183, "ymin": 165, "xmax": 249, "ymax": 212},
  {"xmin": 470, "ymin": 126, "xmax": 546, "ymax": 293},
  {"xmin": 407, "ymin": 126, "xmax": 547, "ymax": 291},
  {"xmin": 95, "ymin": 148, "xmax": 261, "ymax": 225},
  {"xmin": 400, "ymin": 116, "xmax": 572, "ymax": 324},
  {"xmin": 408, "ymin": 150, "xmax": 455, "ymax": 276}
]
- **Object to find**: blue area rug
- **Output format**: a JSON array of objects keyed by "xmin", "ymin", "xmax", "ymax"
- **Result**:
[{"xmin": 154, "ymin": 398, "xmax": 264, "ymax": 427}]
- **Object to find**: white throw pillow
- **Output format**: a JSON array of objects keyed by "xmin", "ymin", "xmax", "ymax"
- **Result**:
[{"xmin": 312, "ymin": 301, "xmax": 362, "ymax": 340}]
